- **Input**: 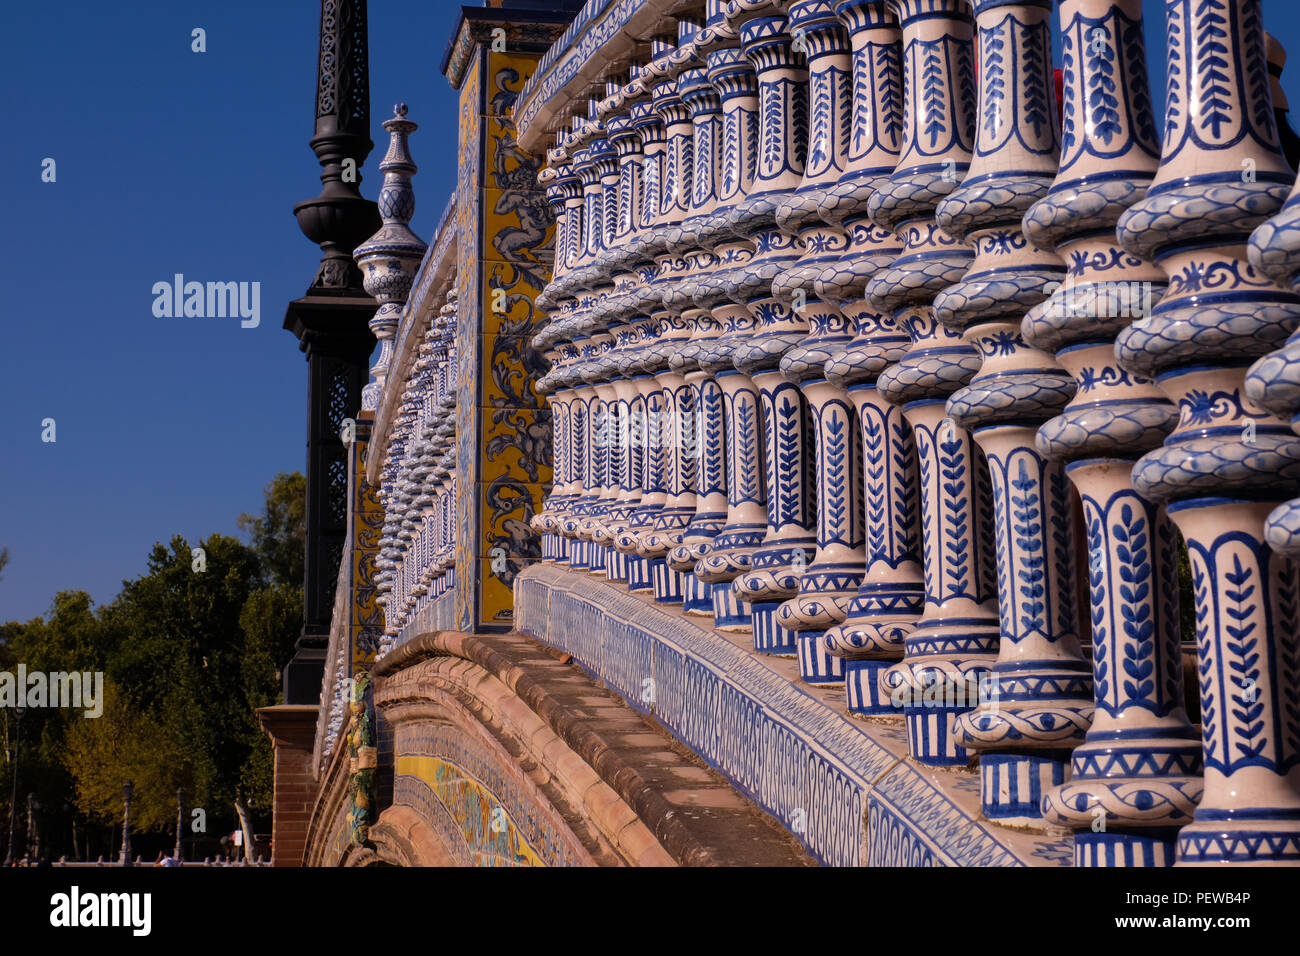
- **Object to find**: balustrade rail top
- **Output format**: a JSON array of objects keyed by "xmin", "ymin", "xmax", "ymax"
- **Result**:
[{"xmin": 513, "ymin": 0, "xmax": 688, "ymax": 153}]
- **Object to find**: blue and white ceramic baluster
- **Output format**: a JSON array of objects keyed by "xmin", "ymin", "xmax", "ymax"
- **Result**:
[
  {"xmin": 574, "ymin": 137, "xmax": 621, "ymax": 568},
  {"xmin": 531, "ymin": 164, "xmax": 570, "ymax": 561},
  {"xmin": 773, "ymin": 0, "xmax": 873, "ymax": 682},
  {"xmin": 668, "ymin": 50, "xmax": 733, "ymax": 614},
  {"xmin": 640, "ymin": 40, "xmax": 703, "ymax": 601},
  {"xmin": 814, "ymin": 0, "xmax": 922, "ymax": 709},
  {"xmin": 938, "ymin": 0, "xmax": 1094, "ymax": 828},
  {"xmin": 1117, "ymin": 0, "xmax": 1300, "ymax": 865},
  {"xmin": 871, "ymin": 0, "xmax": 998, "ymax": 766},
  {"xmin": 1025, "ymin": 0, "xmax": 1202, "ymax": 867},
  {"xmin": 729, "ymin": 12, "xmax": 817, "ymax": 656},
  {"xmin": 693, "ymin": 43, "xmax": 768, "ymax": 631},
  {"xmin": 611, "ymin": 67, "xmax": 672, "ymax": 588}
]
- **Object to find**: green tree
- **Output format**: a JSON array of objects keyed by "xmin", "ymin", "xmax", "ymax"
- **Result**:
[
  {"xmin": 238, "ymin": 472, "xmax": 306, "ymax": 590},
  {"xmin": 5, "ymin": 470, "xmax": 307, "ymax": 844},
  {"xmin": 63, "ymin": 682, "xmax": 188, "ymax": 831}
]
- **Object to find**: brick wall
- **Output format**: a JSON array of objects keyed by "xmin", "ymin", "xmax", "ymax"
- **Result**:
[{"xmin": 257, "ymin": 705, "xmax": 320, "ymax": 867}]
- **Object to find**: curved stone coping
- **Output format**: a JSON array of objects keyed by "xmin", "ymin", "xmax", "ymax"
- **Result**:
[
  {"xmin": 515, "ymin": 563, "xmax": 1076, "ymax": 867},
  {"xmin": 373, "ymin": 627, "xmax": 811, "ymax": 867},
  {"xmin": 516, "ymin": 0, "xmax": 669, "ymax": 153}
]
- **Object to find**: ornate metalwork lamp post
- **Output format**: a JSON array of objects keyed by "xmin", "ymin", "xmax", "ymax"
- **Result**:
[
  {"xmin": 283, "ymin": 0, "xmax": 381, "ymax": 703},
  {"xmin": 119, "ymin": 780, "xmax": 133, "ymax": 867},
  {"xmin": 3, "ymin": 704, "xmax": 23, "ymax": 866}
]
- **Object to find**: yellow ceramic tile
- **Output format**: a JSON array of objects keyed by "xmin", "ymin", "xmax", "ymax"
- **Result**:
[
  {"xmin": 480, "ymin": 334, "xmax": 547, "ymax": 407},
  {"xmin": 479, "ymin": 259, "xmax": 547, "ymax": 335},
  {"xmin": 483, "ymin": 189, "xmax": 552, "ymax": 267},
  {"xmin": 480, "ymin": 406, "xmax": 553, "ymax": 486},
  {"xmin": 476, "ymin": 480, "xmax": 548, "ymax": 557}
]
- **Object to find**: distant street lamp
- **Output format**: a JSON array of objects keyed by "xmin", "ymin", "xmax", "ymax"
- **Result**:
[
  {"xmin": 174, "ymin": 788, "xmax": 186, "ymax": 862},
  {"xmin": 3, "ymin": 705, "xmax": 24, "ymax": 866},
  {"xmin": 119, "ymin": 780, "xmax": 133, "ymax": 867},
  {"xmin": 25, "ymin": 792, "xmax": 39, "ymax": 864}
]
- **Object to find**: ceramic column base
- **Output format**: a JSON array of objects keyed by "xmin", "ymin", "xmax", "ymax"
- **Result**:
[
  {"xmin": 979, "ymin": 751, "xmax": 1073, "ymax": 828},
  {"xmin": 902, "ymin": 706, "xmax": 973, "ymax": 768},
  {"xmin": 587, "ymin": 544, "xmax": 611, "ymax": 575},
  {"xmin": 1041, "ymin": 735, "xmax": 1203, "ymax": 866},
  {"xmin": 797, "ymin": 631, "xmax": 844, "ymax": 683},
  {"xmin": 627, "ymin": 555, "xmax": 654, "ymax": 593},
  {"xmin": 845, "ymin": 659, "xmax": 895, "ymax": 716},
  {"xmin": 682, "ymin": 573, "xmax": 714, "ymax": 615},
  {"xmin": 1075, "ymin": 830, "xmax": 1178, "ymax": 868},
  {"xmin": 1176, "ymin": 818, "xmax": 1300, "ymax": 866},
  {"xmin": 712, "ymin": 580, "xmax": 751, "ymax": 631},
  {"xmin": 568, "ymin": 539, "xmax": 591, "ymax": 571},
  {"xmin": 751, "ymin": 602, "xmax": 797, "ymax": 655},
  {"xmin": 650, "ymin": 559, "xmax": 685, "ymax": 603},
  {"xmin": 881, "ymin": 627, "xmax": 999, "ymax": 768},
  {"xmin": 604, "ymin": 548, "xmax": 631, "ymax": 584}
]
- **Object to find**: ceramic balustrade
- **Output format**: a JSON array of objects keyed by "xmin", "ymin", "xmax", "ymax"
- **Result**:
[{"xmin": 516, "ymin": 0, "xmax": 1300, "ymax": 867}]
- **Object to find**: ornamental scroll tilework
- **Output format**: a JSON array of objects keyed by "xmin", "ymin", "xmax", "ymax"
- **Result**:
[
  {"xmin": 479, "ymin": 49, "xmax": 554, "ymax": 628},
  {"xmin": 455, "ymin": 50, "xmax": 483, "ymax": 634},
  {"xmin": 395, "ymin": 724, "xmax": 584, "ymax": 867},
  {"xmin": 349, "ymin": 415, "xmax": 384, "ymax": 671}
]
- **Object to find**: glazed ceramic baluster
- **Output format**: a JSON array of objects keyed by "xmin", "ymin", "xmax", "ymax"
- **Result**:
[
  {"xmin": 531, "ymin": 165, "xmax": 565, "ymax": 558},
  {"xmin": 771, "ymin": 0, "xmax": 870, "ymax": 683},
  {"xmin": 598, "ymin": 73, "xmax": 657, "ymax": 589},
  {"xmin": 1020, "ymin": 0, "xmax": 1201, "ymax": 867},
  {"xmin": 593, "ymin": 280, "xmax": 648, "ymax": 585},
  {"xmin": 581, "ymin": 331, "xmax": 622, "ymax": 575},
  {"xmin": 534, "ymin": 340, "xmax": 568, "ymax": 562},
  {"xmin": 553, "ymin": 149, "xmax": 596, "ymax": 566},
  {"xmin": 575, "ymin": 140, "xmax": 619, "ymax": 566},
  {"xmin": 939, "ymin": 0, "xmax": 1092, "ymax": 827},
  {"xmin": 543, "ymin": 340, "xmax": 582, "ymax": 564},
  {"xmin": 566, "ymin": 252, "xmax": 608, "ymax": 577},
  {"xmin": 729, "ymin": 13, "xmax": 817, "ymax": 655},
  {"xmin": 532, "ymin": 155, "xmax": 579, "ymax": 561},
  {"xmin": 638, "ymin": 57, "xmax": 701, "ymax": 603},
  {"xmin": 611, "ymin": 94, "xmax": 670, "ymax": 587},
  {"xmin": 1115, "ymin": 0, "xmax": 1300, "ymax": 865},
  {"xmin": 563, "ymin": 335, "xmax": 602, "ymax": 570},
  {"xmin": 693, "ymin": 44, "xmax": 767, "ymax": 630},
  {"xmin": 668, "ymin": 59, "xmax": 731, "ymax": 614},
  {"xmin": 810, "ymin": 0, "xmax": 920, "ymax": 708},
  {"xmin": 873, "ymin": 0, "xmax": 999, "ymax": 767},
  {"xmin": 639, "ymin": 299, "xmax": 698, "ymax": 603}
]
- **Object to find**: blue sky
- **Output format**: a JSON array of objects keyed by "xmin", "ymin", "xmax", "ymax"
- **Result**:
[
  {"xmin": 1, "ymin": 0, "xmax": 1297, "ymax": 623},
  {"xmin": 0, "ymin": 1, "xmax": 463, "ymax": 622}
]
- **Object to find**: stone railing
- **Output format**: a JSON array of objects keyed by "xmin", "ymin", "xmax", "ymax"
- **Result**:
[{"xmin": 523, "ymin": 0, "xmax": 1300, "ymax": 866}]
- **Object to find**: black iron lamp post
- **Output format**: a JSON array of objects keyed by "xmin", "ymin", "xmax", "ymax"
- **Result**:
[
  {"xmin": 3, "ymin": 705, "xmax": 24, "ymax": 866},
  {"xmin": 174, "ymin": 788, "xmax": 186, "ymax": 861},
  {"xmin": 119, "ymin": 780, "xmax": 133, "ymax": 867}
]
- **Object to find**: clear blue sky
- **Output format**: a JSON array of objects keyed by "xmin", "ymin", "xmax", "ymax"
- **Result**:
[
  {"xmin": 1, "ymin": 0, "xmax": 1298, "ymax": 623},
  {"xmin": 0, "ymin": 1, "xmax": 463, "ymax": 623}
]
